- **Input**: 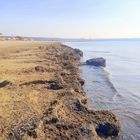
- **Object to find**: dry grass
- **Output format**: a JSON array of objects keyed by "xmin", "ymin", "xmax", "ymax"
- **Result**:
[{"xmin": 0, "ymin": 41, "xmax": 61, "ymax": 139}]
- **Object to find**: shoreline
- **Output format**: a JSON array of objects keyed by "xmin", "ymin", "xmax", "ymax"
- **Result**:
[{"xmin": 0, "ymin": 41, "xmax": 119, "ymax": 139}]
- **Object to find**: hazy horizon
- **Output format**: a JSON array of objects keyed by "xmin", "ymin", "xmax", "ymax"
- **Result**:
[{"xmin": 1, "ymin": 0, "xmax": 140, "ymax": 38}]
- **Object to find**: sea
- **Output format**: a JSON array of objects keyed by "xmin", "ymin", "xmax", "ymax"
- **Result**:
[{"xmin": 65, "ymin": 40, "xmax": 140, "ymax": 140}]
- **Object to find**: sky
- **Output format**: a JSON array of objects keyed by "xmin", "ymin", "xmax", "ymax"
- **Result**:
[{"xmin": 0, "ymin": 0, "xmax": 140, "ymax": 38}]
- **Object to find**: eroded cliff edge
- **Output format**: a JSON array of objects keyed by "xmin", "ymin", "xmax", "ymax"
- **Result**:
[{"xmin": 0, "ymin": 41, "xmax": 119, "ymax": 139}]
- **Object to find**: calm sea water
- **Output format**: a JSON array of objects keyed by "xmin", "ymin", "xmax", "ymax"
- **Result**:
[{"xmin": 66, "ymin": 40, "xmax": 140, "ymax": 140}]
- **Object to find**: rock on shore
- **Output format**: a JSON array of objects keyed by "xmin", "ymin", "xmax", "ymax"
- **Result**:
[
  {"xmin": 0, "ymin": 41, "xmax": 119, "ymax": 140},
  {"xmin": 86, "ymin": 57, "xmax": 106, "ymax": 67}
]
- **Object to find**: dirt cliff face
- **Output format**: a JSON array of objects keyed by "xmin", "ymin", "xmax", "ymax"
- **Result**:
[{"xmin": 0, "ymin": 41, "xmax": 119, "ymax": 140}]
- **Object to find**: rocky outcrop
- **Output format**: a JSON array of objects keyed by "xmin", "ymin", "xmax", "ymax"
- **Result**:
[
  {"xmin": 96, "ymin": 122, "xmax": 119, "ymax": 138},
  {"xmin": 74, "ymin": 48, "xmax": 83, "ymax": 57},
  {"xmin": 86, "ymin": 57, "xmax": 106, "ymax": 67}
]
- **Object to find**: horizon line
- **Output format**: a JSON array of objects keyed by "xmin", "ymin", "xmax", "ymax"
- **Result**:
[{"xmin": 1, "ymin": 34, "xmax": 140, "ymax": 40}]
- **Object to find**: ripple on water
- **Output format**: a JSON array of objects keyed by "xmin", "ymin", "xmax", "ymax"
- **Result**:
[{"xmin": 80, "ymin": 65, "xmax": 140, "ymax": 140}]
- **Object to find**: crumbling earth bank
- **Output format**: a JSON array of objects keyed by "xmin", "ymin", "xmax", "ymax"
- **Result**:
[{"xmin": 0, "ymin": 42, "xmax": 119, "ymax": 140}]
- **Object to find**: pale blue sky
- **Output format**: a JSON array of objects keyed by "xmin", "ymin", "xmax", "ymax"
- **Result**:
[{"xmin": 0, "ymin": 0, "xmax": 140, "ymax": 38}]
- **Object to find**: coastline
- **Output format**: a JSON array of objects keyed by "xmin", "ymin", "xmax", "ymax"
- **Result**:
[{"xmin": 0, "ymin": 41, "xmax": 119, "ymax": 139}]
